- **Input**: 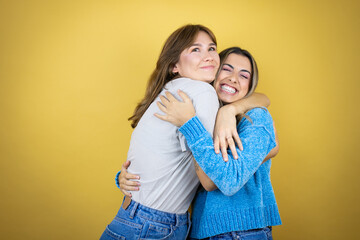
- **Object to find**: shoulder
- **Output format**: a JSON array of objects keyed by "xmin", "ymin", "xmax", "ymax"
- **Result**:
[
  {"xmin": 168, "ymin": 77, "xmax": 216, "ymax": 95},
  {"xmin": 240, "ymin": 107, "xmax": 274, "ymax": 131},
  {"xmin": 239, "ymin": 107, "xmax": 276, "ymax": 143},
  {"xmin": 246, "ymin": 107, "xmax": 273, "ymax": 124}
]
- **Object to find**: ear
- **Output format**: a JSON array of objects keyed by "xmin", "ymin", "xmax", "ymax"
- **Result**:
[{"xmin": 172, "ymin": 64, "xmax": 179, "ymax": 74}]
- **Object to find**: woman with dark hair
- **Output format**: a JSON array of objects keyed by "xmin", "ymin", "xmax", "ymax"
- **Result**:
[
  {"xmin": 100, "ymin": 25, "xmax": 271, "ymax": 240},
  {"xmin": 119, "ymin": 47, "xmax": 281, "ymax": 239}
]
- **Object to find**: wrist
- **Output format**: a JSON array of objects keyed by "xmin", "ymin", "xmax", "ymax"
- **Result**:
[
  {"xmin": 115, "ymin": 170, "xmax": 121, "ymax": 189},
  {"xmin": 181, "ymin": 113, "xmax": 196, "ymax": 126},
  {"xmin": 222, "ymin": 104, "xmax": 240, "ymax": 116}
]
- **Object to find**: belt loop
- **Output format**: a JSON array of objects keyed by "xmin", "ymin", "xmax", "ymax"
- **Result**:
[
  {"xmin": 175, "ymin": 214, "xmax": 179, "ymax": 227},
  {"xmin": 129, "ymin": 202, "xmax": 139, "ymax": 219}
]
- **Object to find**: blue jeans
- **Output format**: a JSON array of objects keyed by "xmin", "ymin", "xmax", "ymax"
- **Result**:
[
  {"xmin": 190, "ymin": 227, "xmax": 272, "ymax": 240},
  {"xmin": 100, "ymin": 197, "xmax": 190, "ymax": 240}
]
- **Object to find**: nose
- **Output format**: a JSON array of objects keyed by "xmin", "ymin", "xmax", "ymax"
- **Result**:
[
  {"xmin": 202, "ymin": 51, "xmax": 214, "ymax": 62},
  {"xmin": 228, "ymin": 72, "xmax": 239, "ymax": 83}
]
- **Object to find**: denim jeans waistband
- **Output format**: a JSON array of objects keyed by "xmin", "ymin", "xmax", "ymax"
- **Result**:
[
  {"xmin": 230, "ymin": 226, "xmax": 272, "ymax": 238},
  {"xmin": 120, "ymin": 197, "xmax": 189, "ymax": 227}
]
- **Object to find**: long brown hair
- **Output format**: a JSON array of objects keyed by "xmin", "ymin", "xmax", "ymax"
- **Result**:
[{"xmin": 129, "ymin": 24, "xmax": 217, "ymax": 128}]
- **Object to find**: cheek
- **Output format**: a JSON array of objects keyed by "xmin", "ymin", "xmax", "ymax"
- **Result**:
[
  {"xmin": 212, "ymin": 53, "xmax": 220, "ymax": 65},
  {"xmin": 180, "ymin": 55, "xmax": 195, "ymax": 69},
  {"xmin": 213, "ymin": 81, "xmax": 220, "ymax": 92},
  {"xmin": 241, "ymin": 80, "xmax": 251, "ymax": 92},
  {"xmin": 216, "ymin": 72, "xmax": 226, "ymax": 82}
]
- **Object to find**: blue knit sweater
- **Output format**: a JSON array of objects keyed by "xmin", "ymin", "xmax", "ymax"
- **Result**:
[{"xmin": 179, "ymin": 108, "xmax": 282, "ymax": 239}]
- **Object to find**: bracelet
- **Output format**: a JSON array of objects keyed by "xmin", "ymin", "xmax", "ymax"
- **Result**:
[{"xmin": 115, "ymin": 170, "xmax": 121, "ymax": 189}]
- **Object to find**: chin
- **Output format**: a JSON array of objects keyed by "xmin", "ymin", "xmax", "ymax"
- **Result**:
[
  {"xmin": 224, "ymin": 100, "xmax": 233, "ymax": 104},
  {"xmin": 219, "ymin": 97, "xmax": 233, "ymax": 104},
  {"xmin": 219, "ymin": 94, "xmax": 242, "ymax": 104},
  {"xmin": 201, "ymin": 77, "xmax": 215, "ymax": 83}
]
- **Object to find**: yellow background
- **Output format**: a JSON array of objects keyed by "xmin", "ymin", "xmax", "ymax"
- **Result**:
[{"xmin": 1, "ymin": 0, "xmax": 359, "ymax": 239}]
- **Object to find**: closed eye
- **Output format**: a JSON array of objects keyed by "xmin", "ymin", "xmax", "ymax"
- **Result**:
[
  {"xmin": 240, "ymin": 74, "xmax": 250, "ymax": 79},
  {"xmin": 222, "ymin": 65, "xmax": 232, "ymax": 72}
]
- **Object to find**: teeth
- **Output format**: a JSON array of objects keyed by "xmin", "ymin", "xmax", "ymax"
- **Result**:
[{"xmin": 221, "ymin": 85, "xmax": 236, "ymax": 94}]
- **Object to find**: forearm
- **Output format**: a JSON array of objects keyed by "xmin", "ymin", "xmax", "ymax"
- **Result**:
[
  {"xmin": 224, "ymin": 92, "xmax": 270, "ymax": 115},
  {"xmin": 180, "ymin": 116, "xmax": 274, "ymax": 196},
  {"xmin": 192, "ymin": 159, "xmax": 217, "ymax": 191},
  {"xmin": 190, "ymin": 135, "xmax": 268, "ymax": 196}
]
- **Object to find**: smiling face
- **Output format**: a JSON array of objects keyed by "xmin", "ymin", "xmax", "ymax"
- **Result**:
[
  {"xmin": 214, "ymin": 53, "xmax": 252, "ymax": 104},
  {"xmin": 172, "ymin": 31, "xmax": 220, "ymax": 83}
]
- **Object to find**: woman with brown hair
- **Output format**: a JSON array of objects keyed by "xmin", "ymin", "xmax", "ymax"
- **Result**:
[{"xmin": 100, "ymin": 25, "xmax": 270, "ymax": 240}]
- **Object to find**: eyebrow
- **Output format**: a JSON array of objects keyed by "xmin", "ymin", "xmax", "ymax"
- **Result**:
[
  {"xmin": 223, "ymin": 63, "xmax": 251, "ymax": 74},
  {"xmin": 190, "ymin": 42, "xmax": 217, "ymax": 47}
]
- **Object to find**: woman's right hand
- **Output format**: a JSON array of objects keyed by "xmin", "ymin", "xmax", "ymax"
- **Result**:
[
  {"xmin": 154, "ymin": 90, "xmax": 196, "ymax": 127},
  {"xmin": 118, "ymin": 160, "xmax": 141, "ymax": 197}
]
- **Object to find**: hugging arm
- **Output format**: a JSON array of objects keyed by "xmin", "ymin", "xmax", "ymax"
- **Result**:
[
  {"xmin": 263, "ymin": 122, "xmax": 279, "ymax": 162},
  {"xmin": 117, "ymin": 88, "xmax": 220, "ymax": 194},
  {"xmin": 155, "ymin": 91, "xmax": 277, "ymax": 193},
  {"xmin": 214, "ymin": 92, "xmax": 271, "ymax": 161},
  {"xmin": 179, "ymin": 108, "xmax": 276, "ymax": 196},
  {"xmin": 116, "ymin": 161, "xmax": 140, "ymax": 197},
  {"xmin": 155, "ymin": 90, "xmax": 220, "ymax": 191}
]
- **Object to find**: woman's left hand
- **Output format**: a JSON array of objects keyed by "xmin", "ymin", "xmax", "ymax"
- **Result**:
[{"xmin": 154, "ymin": 90, "xmax": 195, "ymax": 127}]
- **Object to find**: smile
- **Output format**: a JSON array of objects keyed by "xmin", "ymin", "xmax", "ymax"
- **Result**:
[
  {"xmin": 200, "ymin": 65, "xmax": 215, "ymax": 70},
  {"xmin": 220, "ymin": 84, "xmax": 237, "ymax": 94}
]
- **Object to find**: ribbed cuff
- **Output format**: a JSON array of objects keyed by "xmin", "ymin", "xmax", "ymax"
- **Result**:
[
  {"xmin": 179, "ymin": 116, "xmax": 207, "ymax": 143},
  {"xmin": 115, "ymin": 170, "xmax": 121, "ymax": 189}
]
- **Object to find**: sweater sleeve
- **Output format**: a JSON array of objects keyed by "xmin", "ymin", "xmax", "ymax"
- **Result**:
[{"xmin": 179, "ymin": 108, "xmax": 276, "ymax": 196}]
